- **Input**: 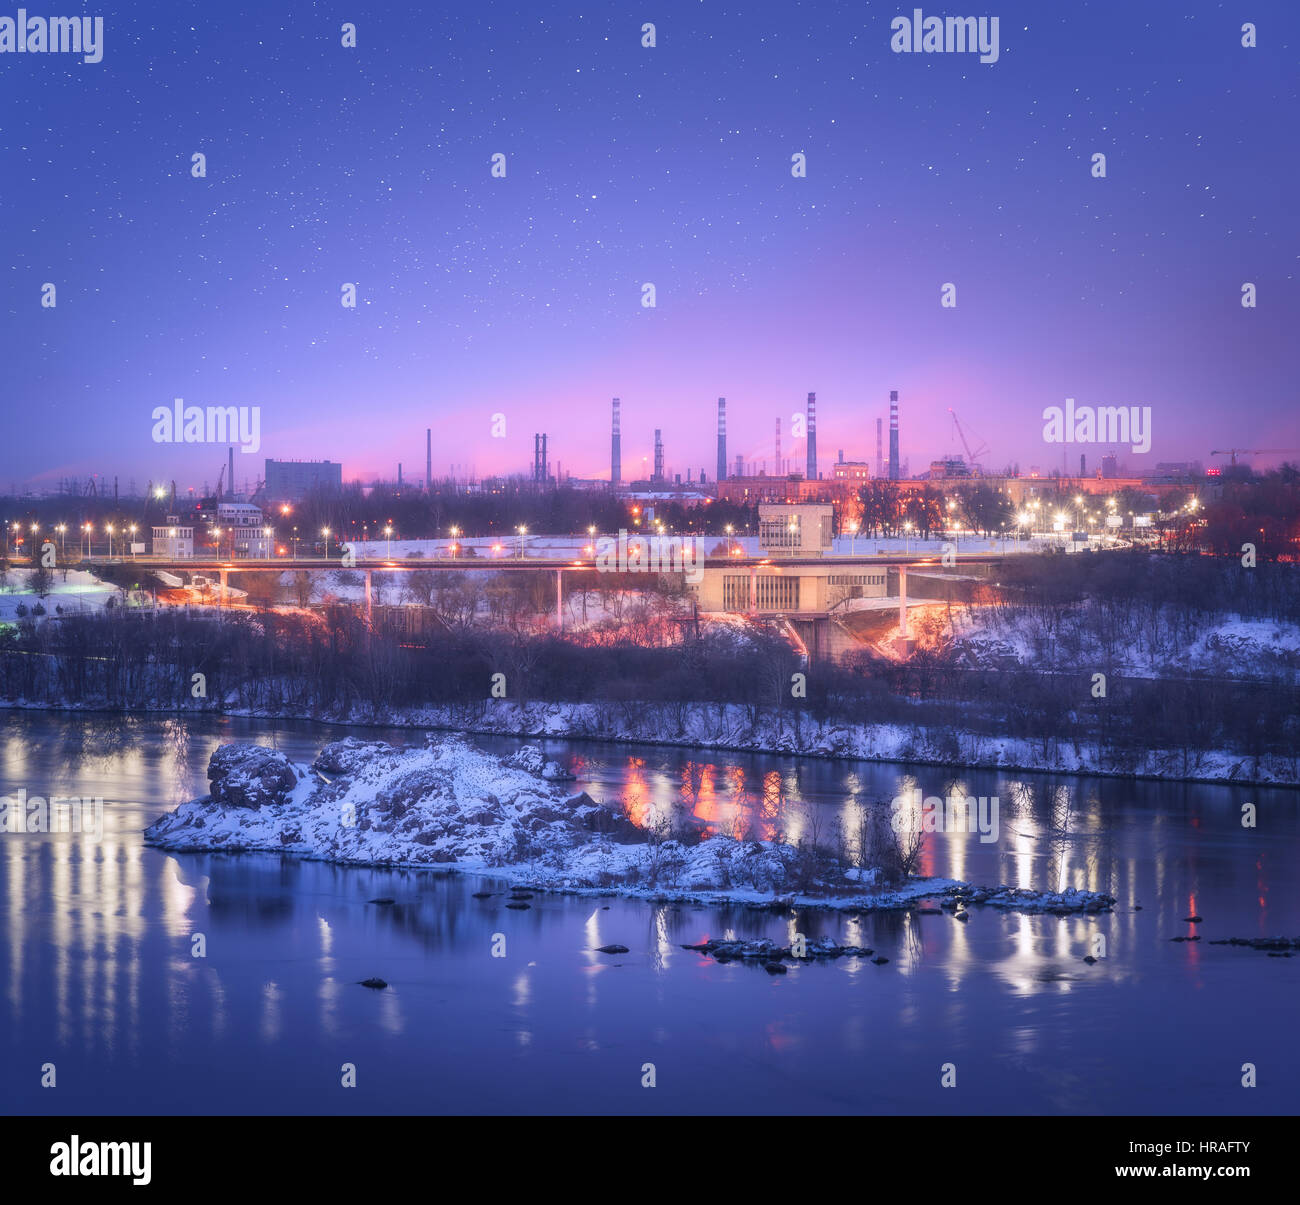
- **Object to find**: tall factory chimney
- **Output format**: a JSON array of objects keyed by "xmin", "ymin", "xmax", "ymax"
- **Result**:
[
  {"xmin": 611, "ymin": 398, "xmax": 622, "ymax": 487},
  {"xmin": 888, "ymin": 391, "xmax": 900, "ymax": 481},
  {"xmin": 542, "ymin": 433, "xmax": 548, "ymax": 485},
  {"xmin": 806, "ymin": 392, "xmax": 817, "ymax": 481},
  {"xmin": 653, "ymin": 429, "xmax": 664, "ymax": 482},
  {"xmin": 716, "ymin": 398, "xmax": 727, "ymax": 484},
  {"xmin": 426, "ymin": 428, "xmax": 432, "ymax": 490},
  {"xmin": 398, "ymin": 463, "xmax": 402, "ymax": 487},
  {"xmin": 532, "ymin": 433, "xmax": 540, "ymax": 483},
  {"xmin": 876, "ymin": 418, "xmax": 883, "ymax": 478},
  {"xmin": 735, "ymin": 454, "xmax": 743, "ymax": 478},
  {"xmin": 775, "ymin": 417, "xmax": 781, "ymax": 476}
]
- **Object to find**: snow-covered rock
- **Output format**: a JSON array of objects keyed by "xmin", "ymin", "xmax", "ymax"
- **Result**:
[{"xmin": 146, "ymin": 735, "xmax": 1122, "ymax": 913}]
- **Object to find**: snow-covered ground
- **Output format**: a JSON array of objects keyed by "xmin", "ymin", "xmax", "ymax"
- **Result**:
[
  {"xmin": 0, "ymin": 568, "xmax": 122, "ymax": 620},
  {"xmin": 945, "ymin": 604, "xmax": 1300, "ymax": 682},
  {"xmin": 144, "ymin": 735, "xmax": 1118, "ymax": 912}
]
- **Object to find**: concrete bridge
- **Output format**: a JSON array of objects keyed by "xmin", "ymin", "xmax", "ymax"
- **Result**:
[{"xmin": 74, "ymin": 550, "xmax": 1002, "ymax": 641}]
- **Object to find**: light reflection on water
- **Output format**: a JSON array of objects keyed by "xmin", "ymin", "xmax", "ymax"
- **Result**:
[{"xmin": 0, "ymin": 711, "xmax": 1296, "ymax": 1115}]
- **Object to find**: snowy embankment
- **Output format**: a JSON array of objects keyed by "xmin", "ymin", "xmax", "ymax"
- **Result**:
[
  {"xmin": 228, "ymin": 699, "xmax": 1295, "ymax": 787},
  {"xmin": 144, "ymin": 735, "xmax": 1115, "ymax": 914}
]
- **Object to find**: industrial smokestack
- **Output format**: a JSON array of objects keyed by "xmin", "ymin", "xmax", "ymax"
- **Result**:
[
  {"xmin": 716, "ymin": 398, "xmax": 727, "ymax": 484},
  {"xmin": 653, "ymin": 429, "xmax": 664, "ymax": 482},
  {"xmin": 735, "ymin": 454, "xmax": 743, "ymax": 478},
  {"xmin": 775, "ymin": 417, "xmax": 781, "ymax": 477},
  {"xmin": 426, "ymin": 428, "xmax": 432, "ymax": 491},
  {"xmin": 611, "ymin": 398, "xmax": 621, "ymax": 487},
  {"xmin": 398, "ymin": 463, "xmax": 402, "ymax": 487},
  {"xmin": 542, "ymin": 433, "xmax": 548, "ymax": 485},
  {"xmin": 806, "ymin": 392, "xmax": 817, "ymax": 481},
  {"xmin": 876, "ymin": 418, "xmax": 883, "ymax": 478},
  {"xmin": 888, "ymin": 391, "xmax": 900, "ymax": 481}
]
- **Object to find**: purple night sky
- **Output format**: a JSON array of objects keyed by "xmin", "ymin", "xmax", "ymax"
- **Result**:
[{"xmin": 1, "ymin": 1, "xmax": 1296, "ymax": 493}]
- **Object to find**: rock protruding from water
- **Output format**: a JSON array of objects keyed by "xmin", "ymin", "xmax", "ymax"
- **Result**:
[
  {"xmin": 682, "ymin": 936, "xmax": 875, "ymax": 967},
  {"xmin": 946, "ymin": 885, "xmax": 1116, "ymax": 914},
  {"xmin": 501, "ymin": 745, "xmax": 575, "ymax": 781},
  {"xmin": 314, "ymin": 738, "xmax": 402, "ymax": 778},
  {"xmin": 207, "ymin": 744, "xmax": 298, "ymax": 810},
  {"xmin": 1208, "ymin": 936, "xmax": 1300, "ymax": 952}
]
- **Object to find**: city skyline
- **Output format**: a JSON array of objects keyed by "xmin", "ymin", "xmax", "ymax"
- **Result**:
[{"xmin": 2, "ymin": 1, "xmax": 1296, "ymax": 489}]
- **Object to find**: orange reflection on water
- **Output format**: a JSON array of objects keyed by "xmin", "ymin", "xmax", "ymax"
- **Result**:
[
  {"xmin": 621, "ymin": 757, "xmax": 650, "ymax": 829},
  {"xmin": 683, "ymin": 762, "xmax": 721, "ymax": 831}
]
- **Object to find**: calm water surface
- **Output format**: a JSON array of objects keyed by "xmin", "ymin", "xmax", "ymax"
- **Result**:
[{"xmin": 1, "ymin": 712, "xmax": 1296, "ymax": 1114}]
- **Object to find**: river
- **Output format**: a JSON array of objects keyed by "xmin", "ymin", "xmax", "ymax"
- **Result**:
[{"xmin": 1, "ymin": 711, "xmax": 1295, "ymax": 1114}]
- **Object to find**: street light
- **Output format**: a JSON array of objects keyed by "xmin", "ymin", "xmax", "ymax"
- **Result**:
[
  {"xmin": 263, "ymin": 526, "xmax": 273, "ymax": 558},
  {"xmin": 322, "ymin": 527, "xmax": 331, "ymax": 559},
  {"xmin": 56, "ymin": 523, "xmax": 66, "ymax": 557},
  {"xmin": 848, "ymin": 520, "xmax": 859, "ymax": 556},
  {"xmin": 106, "ymin": 524, "xmax": 114, "ymax": 558},
  {"xmin": 903, "ymin": 520, "xmax": 913, "ymax": 556},
  {"xmin": 129, "ymin": 524, "xmax": 138, "ymax": 558},
  {"xmin": 517, "ymin": 525, "xmax": 527, "ymax": 559},
  {"xmin": 384, "ymin": 524, "xmax": 393, "ymax": 558},
  {"xmin": 449, "ymin": 525, "xmax": 460, "ymax": 558}
]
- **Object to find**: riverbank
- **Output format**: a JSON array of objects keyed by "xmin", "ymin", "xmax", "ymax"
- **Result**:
[{"xmin": 5, "ymin": 696, "xmax": 1295, "ymax": 787}]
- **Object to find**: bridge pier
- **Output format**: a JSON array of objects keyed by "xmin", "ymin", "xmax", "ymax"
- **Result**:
[
  {"xmin": 364, "ymin": 569, "xmax": 373, "ymax": 627},
  {"xmin": 556, "ymin": 568, "xmax": 563, "ymax": 630}
]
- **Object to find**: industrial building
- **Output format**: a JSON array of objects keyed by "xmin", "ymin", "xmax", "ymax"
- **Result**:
[
  {"xmin": 214, "ymin": 501, "xmax": 272, "ymax": 557},
  {"xmin": 151, "ymin": 516, "xmax": 194, "ymax": 558},
  {"xmin": 264, "ymin": 459, "xmax": 342, "ymax": 501},
  {"xmin": 757, "ymin": 503, "xmax": 834, "ymax": 557}
]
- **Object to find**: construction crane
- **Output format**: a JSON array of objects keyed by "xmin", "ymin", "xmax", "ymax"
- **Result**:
[
  {"xmin": 1211, "ymin": 448, "xmax": 1300, "ymax": 466},
  {"xmin": 948, "ymin": 407, "xmax": 990, "ymax": 473},
  {"xmin": 214, "ymin": 462, "xmax": 226, "ymax": 501}
]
